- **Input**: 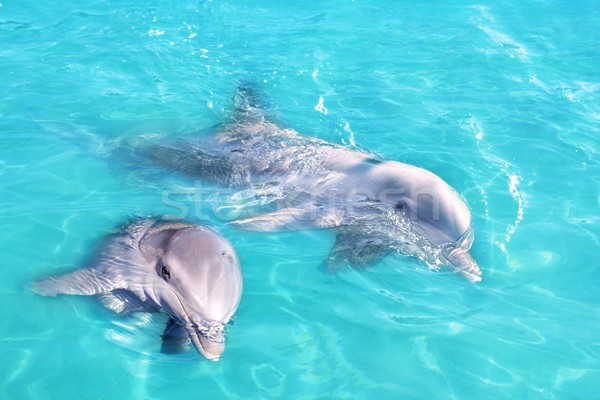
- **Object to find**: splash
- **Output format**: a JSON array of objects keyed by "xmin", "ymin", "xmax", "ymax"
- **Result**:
[
  {"xmin": 472, "ymin": 6, "xmax": 529, "ymax": 61},
  {"xmin": 148, "ymin": 29, "xmax": 164, "ymax": 37},
  {"xmin": 465, "ymin": 114, "xmax": 485, "ymax": 143},
  {"xmin": 503, "ymin": 173, "xmax": 524, "ymax": 249},
  {"xmin": 479, "ymin": 25, "xmax": 529, "ymax": 60},
  {"xmin": 461, "ymin": 114, "xmax": 525, "ymax": 252},
  {"xmin": 339, "ymin": 119, "xmax": 356, "ymax": 147}
]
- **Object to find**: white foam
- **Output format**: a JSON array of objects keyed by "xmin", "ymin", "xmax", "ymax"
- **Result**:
[
  {"xmin": 480, "ymin": 25, "xmax": 529, "ymax": 60},
  {"xmin": 340, "ymin": 119, "xmax": 356, "ymax": 147},
  {"xmin": 460, "ymin": 114, "xmax": 485, "ymax": 143},
  {"xmin": 412, "ymin": 336, "xmax": 440, "ymax": 372},
  {"xmin": 462, "ymin": 114, "xmax": 524, "ymax": 252},
  {"xmin": 529, "ymin": 74, "xmax": 550, "ymax": 92},
  {"xmin": 314, "ymin": 96, "xmax": 328, "ymax": 115},
  {"xmin": 470, "ymin": 5, "xmax": 494, "ymax": 22},
  {"xmin": 505, "ymin": 173, "xmax": 524, "ymax": 243},
  {"xmin": 148, "ymin": 29, "xmax": 165, "ymax": 37},
  {"xmin": 560, "ymin": 81, "xmax": 599, "ymax": 103}
]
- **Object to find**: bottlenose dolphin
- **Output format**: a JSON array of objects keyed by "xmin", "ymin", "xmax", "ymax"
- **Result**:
[
  {"xmin": 33, "ymin": 219, "xmax": 243, "ymax": 361},
  {"xmin": 150, "ymin": 84, "xmax": 481, "ymax": 282}
]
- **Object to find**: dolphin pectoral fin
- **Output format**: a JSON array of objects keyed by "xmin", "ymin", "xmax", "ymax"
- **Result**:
[
  {"xmin": 325, "ymin": 234, "xmax": 390, "ymax": 271},
  {"xmin": 32, "ymin": 267, "xmax": 123, "ymax": 297},
  {"xmin": 99, "ymin": 290, "xmax": 153, "ymax": 314},
  {"xmin": 161, "ymin": 319, "xmax": 191, "ymax": 354},
  {"xmin": 230, "ymin": 208, "xmax": 320, "ymax": 232}
]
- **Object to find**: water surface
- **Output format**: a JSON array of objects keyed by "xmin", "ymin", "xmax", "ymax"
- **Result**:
[{"xmin": 1, "ymin": 0, "xmax": 599, "ymax": 399}]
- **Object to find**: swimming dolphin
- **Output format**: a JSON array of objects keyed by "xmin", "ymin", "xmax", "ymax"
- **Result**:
[
  {"xmin": 149, "ymin": 84, "xmax": 481, "ymax": 282},
  {"xmin": 33, "ymin": 219, "xmax": 243, "ymax": 361}
]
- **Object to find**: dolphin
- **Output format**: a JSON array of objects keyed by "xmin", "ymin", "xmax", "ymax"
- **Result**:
[
  {"xmin": 148, "ymin": 84, "xmax": 481, "ymax": 282},
  {"xmin": 33, "ymin": 219, "xmax": 243, "ymax": 361}
]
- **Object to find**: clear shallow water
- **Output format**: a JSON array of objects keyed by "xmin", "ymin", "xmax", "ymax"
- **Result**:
[{"xmin": 1, "ymin": 0, "xmax": 599, "ymax": 399}]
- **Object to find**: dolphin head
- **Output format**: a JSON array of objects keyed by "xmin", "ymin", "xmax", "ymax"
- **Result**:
[
  {"xmin": 150, "ymin": 228, "xmax": 243, "ymax": 360},
  {"xmin": 363, "ymin": 160, "xmax": 481, "ymax": 282}
]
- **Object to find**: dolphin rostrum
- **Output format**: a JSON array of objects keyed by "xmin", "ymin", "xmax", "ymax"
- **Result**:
[
  {"xmin": 149, "ymin": 84, "xmax": 481, "ymax": 282},
  {"xmin": 33, "ymin": 219, "xmax": 243, "ymax": 361}
]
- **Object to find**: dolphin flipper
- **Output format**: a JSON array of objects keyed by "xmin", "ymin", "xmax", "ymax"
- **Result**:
[
  {"xmin": 230, "ymin": 208, "xmax": 313, "ymax": 231},
  {"xmin": 99, "ymin": 289, "xmax": 153, "ymax": 314},
  {"xmin": 230, "ymin": 207, "xmax": 342, "ymax": 231},
  {"xmin": 161, "ymin": 318, "xmax": 191, "ymax": 354},
  {"xmin": 32, "ymin": 267, "xmax": 124, "ymax": 297},
  {"xmin": 326, "ymin": 233, "xmax": 390, "ymax": 271}
]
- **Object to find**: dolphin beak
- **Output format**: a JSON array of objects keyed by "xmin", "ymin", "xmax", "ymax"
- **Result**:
[
  {"xmin": 198, "ymin": 336, "xmax": 225, "ymax": 361},
  {"xmin": 439, "ymin": 225, "xmax": 481, "ymax": 283},
  {"xmin": 186, "ymin": 324, "xmax": 225, "ymax": 362},
  {"xmin": 443, "ymin": 247, "xmax": 481, "ymax": 283}
]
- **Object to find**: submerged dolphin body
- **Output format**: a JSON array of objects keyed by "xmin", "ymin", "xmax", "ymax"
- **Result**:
[
  {"xmin": 150, "ymin": 85, "xmax": 481, "ymax": 282},
  {"xmin": 33, "ymin": 220, "xmax": 243, "ymax": 361}
]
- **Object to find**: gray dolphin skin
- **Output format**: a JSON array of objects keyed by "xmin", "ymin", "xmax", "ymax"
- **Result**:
[
  {"xmin": 33, "ymin": 220, "xmax": 243, "ymax": 361},
  {"xmin": 150, "ymin": 84, "xmax": 481, "ymax": 282}
]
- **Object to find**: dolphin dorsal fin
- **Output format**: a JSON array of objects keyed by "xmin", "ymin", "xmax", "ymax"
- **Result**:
[{"xmin": 230, "ymin": 81, "xmax": 280, "ymax": 125}]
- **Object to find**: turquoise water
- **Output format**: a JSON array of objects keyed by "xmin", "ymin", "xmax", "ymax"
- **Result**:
[{"xmin": 2, "ymin": 0, "xmax": 599, "ymax": 398}]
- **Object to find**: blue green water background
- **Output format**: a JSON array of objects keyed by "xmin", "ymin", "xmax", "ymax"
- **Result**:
[{"xmin": 1, "ymin": 0, "xmax": 599, "ymax": 399}]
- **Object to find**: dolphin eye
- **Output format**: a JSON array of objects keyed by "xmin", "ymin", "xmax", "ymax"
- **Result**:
[
  {"xmin": 161, "ymin": 265, "xmax": 171, "ymax": 280},
  {"xmin": 395, "ymin": 201, "xmax": 406, "ymax": 211},
  {"xmin": 156, "ymin": 259, "xmax": 171, "ymax": 280}
]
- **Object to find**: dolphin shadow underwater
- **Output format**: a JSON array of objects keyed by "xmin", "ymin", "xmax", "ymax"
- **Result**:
[
  {"xmin": 144, "ymin": 83, "xmax": 481, "ymax": 282},
  {"xmin": 33, "ymin": 219, "xmax": 243, "ymax": 361}
]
